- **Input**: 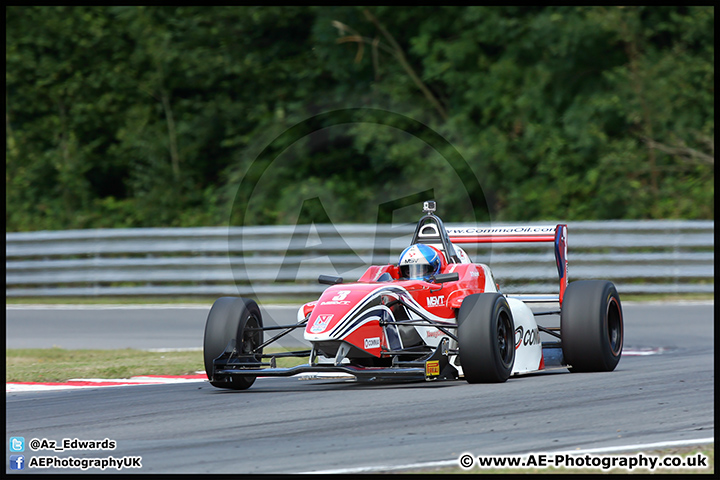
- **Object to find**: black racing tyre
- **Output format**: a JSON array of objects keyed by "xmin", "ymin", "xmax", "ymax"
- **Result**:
[
  {"xmin": 458, "ymin": 293, "xmax": 515, "ymax": 383},
  {"xmin": 203, "ymin": 297, "xmax": 263, "ymax": 390},
  {"xmin": 560, "ymin": 280, "xmax": 623, "ymax": 372}
]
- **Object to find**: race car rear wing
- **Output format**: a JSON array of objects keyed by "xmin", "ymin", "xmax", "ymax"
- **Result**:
[{"xmin": 446, "ymin": 225, "xmax": 568, "ymax": 305}]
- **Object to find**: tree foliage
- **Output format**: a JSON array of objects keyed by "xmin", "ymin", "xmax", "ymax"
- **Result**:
[{"xmin": 6, "ymin": 6, "xmax": 714, "ymax": 231}]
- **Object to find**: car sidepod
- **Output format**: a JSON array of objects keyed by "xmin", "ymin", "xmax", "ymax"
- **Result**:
[{"xmin": 507, "ymin": 298, "xmax": 543, "ymax": 375}]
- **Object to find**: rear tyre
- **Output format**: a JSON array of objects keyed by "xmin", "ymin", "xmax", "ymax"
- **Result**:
[
  {"xmin": 203, "ymin": 297, "xmax": 263, "ymax": 390},
  {"xmin": 458, "ymin": 293, "xmax": 515, "ymax": 383},
  {"xmin": 561, "ymin": 280, "xmax": 623, "ymax": 372}
]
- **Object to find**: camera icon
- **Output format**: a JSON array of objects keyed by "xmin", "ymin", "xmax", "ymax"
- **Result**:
[{"xmin": 10, "ymin": 437, "xmax": 25, "ymax": 452}]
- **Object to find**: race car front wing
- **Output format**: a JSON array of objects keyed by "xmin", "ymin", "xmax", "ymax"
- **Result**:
[{"xmin": 211, "ymin": 337, "xmax": 459, "ymax": 382}]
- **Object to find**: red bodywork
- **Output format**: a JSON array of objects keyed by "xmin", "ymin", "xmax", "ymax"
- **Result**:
[
  {"xmin": 299, "ymin": 222, "xmax": 567, "ymax": 360},
  {"xmin": 303, "ymin": 263, "xmax": 489, "ymax": 358}
]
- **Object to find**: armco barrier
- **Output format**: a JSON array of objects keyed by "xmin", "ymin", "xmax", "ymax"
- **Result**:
[{"xmin": 5, "ymin": 220, "xmax": 713, "ymax": 298}]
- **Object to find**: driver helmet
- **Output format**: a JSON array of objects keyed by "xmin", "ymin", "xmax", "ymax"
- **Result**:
[{"xmin": 398, "ymin": 244, "xmax": 442, "ymax": 280}]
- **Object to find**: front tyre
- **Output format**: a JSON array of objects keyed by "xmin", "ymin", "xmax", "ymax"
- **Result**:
[
  {"xmin": 203, "ymin": 297, "xmax": 263, "ymax": 390},
  {"xmin": 458, "ymin": 293, "xmax": 515, "ymax": 383},
  {"xmin": 561, "ymin": 280, "xmax": 623, "ymax": 372}
]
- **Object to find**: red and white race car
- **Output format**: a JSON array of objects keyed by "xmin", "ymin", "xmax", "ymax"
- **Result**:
[{"xmin": 203, "ymin": 201, "xmax": 623, "ymax": 390}]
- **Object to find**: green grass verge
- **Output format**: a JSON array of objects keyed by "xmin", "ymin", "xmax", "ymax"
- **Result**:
[
  {"xmin": 6, "ymin": 348, "xmax": 205, "ymax": 383},
  {"xmin": 5, "ymin": 347, "xmax": 308, "ymax": 383}
]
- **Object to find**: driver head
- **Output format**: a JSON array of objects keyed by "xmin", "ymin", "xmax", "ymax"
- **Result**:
[{"xmin": 398, "ymin": 244, "xmax": 443, "ymax": 280}]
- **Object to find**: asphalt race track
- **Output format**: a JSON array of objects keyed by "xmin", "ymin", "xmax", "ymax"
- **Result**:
[
  {"xmin": 5, "ymin": 304, "xmax": 305, "ymax": 350},
  {"xmin": 5, "ymin": 302, "xmax": 714, "ymax": 473}
]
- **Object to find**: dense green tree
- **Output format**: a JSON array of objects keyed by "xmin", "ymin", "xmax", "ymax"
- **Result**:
[{"xmin": 5, "ymin": 6, "xmax": 714, "ymax": 231}]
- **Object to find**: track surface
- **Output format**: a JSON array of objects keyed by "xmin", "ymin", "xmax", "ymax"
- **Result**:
[
  {"xmin": 5, "ymin": 302, "xmax": 714, "ymax": 473},
  {"xmin": 6, "ymin": 304, "xmax": 304, "ymax": 350}
]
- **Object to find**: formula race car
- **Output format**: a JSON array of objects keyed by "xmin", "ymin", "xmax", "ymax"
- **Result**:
[{"xmin": 203, "ymin": 201, "xmax": 623, "ymax": 390}]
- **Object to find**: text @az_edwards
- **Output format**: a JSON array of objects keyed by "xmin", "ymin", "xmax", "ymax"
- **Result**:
[{"xmin": 9, "ymin": 437, "xmax": 142, "ymax": 472}]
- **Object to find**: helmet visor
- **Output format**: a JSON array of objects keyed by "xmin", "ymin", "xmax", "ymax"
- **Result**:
[{"xmin": 400, "ymin": 263, "xmax": 435, "ymax": 280}]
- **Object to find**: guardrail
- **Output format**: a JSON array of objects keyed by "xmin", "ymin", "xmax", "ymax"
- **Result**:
[{"xmin": 6, "ymin": 220, "xmax": 713, "ymax": 299}]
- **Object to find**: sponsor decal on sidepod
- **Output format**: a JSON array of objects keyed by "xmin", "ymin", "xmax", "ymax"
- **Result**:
[
  {"xmin": 514, "ymin": 325, "xmax": 541, "ymax": 349},
  {"xmin": 427, "ymin": 295, "xmax": 445, "ymax": 307},
  {"xmin": 364, "ymin": 337, "xmax": 381, "ymax": 349}
]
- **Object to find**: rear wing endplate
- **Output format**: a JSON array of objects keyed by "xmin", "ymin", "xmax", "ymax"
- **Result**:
[{"xmin": 446, "ymin": 225, "xmax": 568, "ymax": 305}]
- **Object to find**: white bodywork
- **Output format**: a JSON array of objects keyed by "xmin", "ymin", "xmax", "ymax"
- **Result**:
[
  {"xmin": 507, "ymin": 297, "xmax": 543, "ymax": 374},
  {"xmin": 451, "ymin": 296, "xmax": 543, "ymax": 378}
]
